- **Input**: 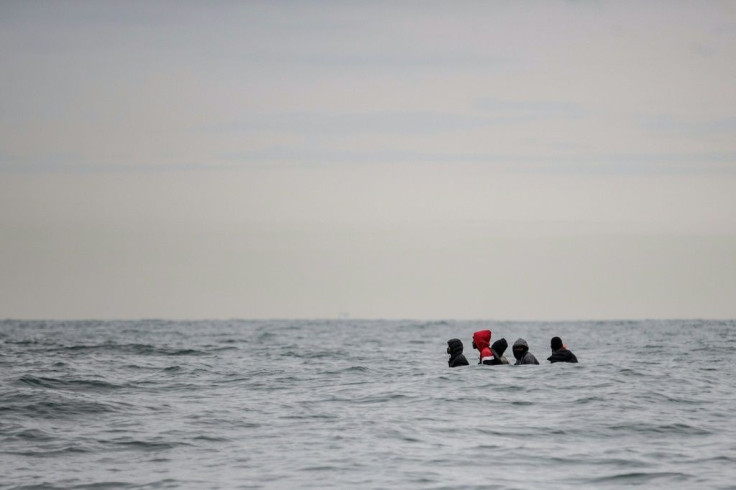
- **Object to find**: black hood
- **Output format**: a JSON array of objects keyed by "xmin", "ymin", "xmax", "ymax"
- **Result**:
[
  {"xmin": 447, "ymin": 338, "xmax": 469, "ymax": 367},
  {"xmin": 491, "ymin": 338, "xmax": 508, "ymax": 357},
  {"xmin": 512, "ymin": 338, "xmax": 529, "ymax": 360},
  {"xmin": 447, "ymin": 338, "xmax": 464, "ymax": 357},
  {"xmin": 551, "ymin": 337, "xmax": 563, "ymax": 352}
]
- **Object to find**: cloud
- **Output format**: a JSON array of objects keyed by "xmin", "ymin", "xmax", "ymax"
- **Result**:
[
  {"xmin": 640, "ymin": 115, "xmax": 736, "ymax": 136},
  {"xmin": 473, "ymin": 98, "xmax": 588, "ymax": 120},
  {"xmin": 201, "ymin": 111, "xmax": 529, "ymax": 137},
  {"xmin": 216, "ymin": 147, "xmax": 736, "ymax": 174},
  {"xmin": 2, "ymin": 1, "xmax": 735, "ymax": 177}
]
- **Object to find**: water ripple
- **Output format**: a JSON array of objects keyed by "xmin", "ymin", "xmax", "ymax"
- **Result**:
[{"xmin": 0, "ymin": 319, "xmax": 734, "ymax": 489}]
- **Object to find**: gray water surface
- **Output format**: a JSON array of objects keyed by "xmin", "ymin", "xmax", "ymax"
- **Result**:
[{"xmin": 1, "ymin": 319, "xmax": 735, "ymax": 489}]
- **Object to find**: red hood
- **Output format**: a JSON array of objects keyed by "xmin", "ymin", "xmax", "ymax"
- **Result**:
[{"xmin": 473, "ymin": 329, "xmax": 492, "ymax": 352}]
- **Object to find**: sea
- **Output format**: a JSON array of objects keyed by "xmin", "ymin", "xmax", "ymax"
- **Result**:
[{"xmin": 1, "ymin": 319, "xmax": 735, "ymax": 489}]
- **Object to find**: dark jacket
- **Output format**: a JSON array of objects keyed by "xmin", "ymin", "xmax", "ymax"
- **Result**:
[
  {"xmin": 512, "ymin": 338, "xmax": 539, "ymax": 365},
  {"xmin": 488, "ymin": 338, "xmax": 510, "ymax": 365},
  {"xmin": 548, "ymin": 347, "xmax": 578, "ymax": 363},
  {"xmin": 447, "ymin": 338, "xmax": 469, "ymax": 367}
]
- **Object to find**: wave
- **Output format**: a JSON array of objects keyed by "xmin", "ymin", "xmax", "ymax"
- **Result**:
[
  {"xmin": 111, "ymin": 440, "xmax": 191, "ymax": 451},
  {"xmin": 8, "ymin": 481, "xmax": 139, "ymax": 489},
  {"xmin": 1, "ymin": 399, "xmax": 119, "ymax": 417},
  {"xmin": 16, "ymin": 375, "xmax": 123, "ymax": 391},
  {"xmin": 3, "ymin": 428, "xmax": 54, "ymax": 442},
  {"xmin": 50, "ymin": 343, "xmax": 208, "ymax": 356},
  {"xmin": 607, "ymin": 422, "xmax": 712, "ymax": 436},
  {"xmin": 588, "ymin": 471, "xmax": 692, "ymax": 484},
  {"xmin": 2, "ymin": 445, "xmax": 93, "ymax": 458}
]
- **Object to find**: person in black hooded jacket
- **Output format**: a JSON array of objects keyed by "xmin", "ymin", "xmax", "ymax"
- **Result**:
[
  {"xmin": 447, "ymin": 338, "xmax": 469, "ymax": 367},
  {"xmin": 547, "ymin": 336, "xmax": 578, "ymax": 363},
  {"xmin": 512, "ymin": 338, "xmax": 539, "ymax": 365},
  {"xmin": 488, "ymin": 338, "xmax": 510, "ymax": 365}
]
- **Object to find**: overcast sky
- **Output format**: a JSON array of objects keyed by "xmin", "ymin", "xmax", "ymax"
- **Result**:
[{"xmin": 1, "ymin": 1, "xmax": 735, "ymax": 320}]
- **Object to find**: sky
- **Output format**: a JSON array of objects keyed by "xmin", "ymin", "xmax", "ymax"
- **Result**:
[{"xmin": 1, "ymin": 0, "xmax": 735, "ymax": 320}]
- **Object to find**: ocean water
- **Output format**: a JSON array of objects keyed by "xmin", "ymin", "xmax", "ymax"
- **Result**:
[{"xmin": 1, "ymin": 319, "xmax": 735, "ymax": 489}]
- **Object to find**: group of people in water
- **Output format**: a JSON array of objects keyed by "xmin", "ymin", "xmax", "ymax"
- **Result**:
[{"xmin": 446, "ymin": 329, "xmax": 578, "ymax": 367}]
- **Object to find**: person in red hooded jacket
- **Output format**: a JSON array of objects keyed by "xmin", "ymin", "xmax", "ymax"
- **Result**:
[{"xmin": 472, "ymin": 329, "xmax": 495, "ymax": 365}]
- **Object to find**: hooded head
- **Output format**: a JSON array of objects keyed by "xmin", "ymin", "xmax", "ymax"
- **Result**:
[
  {"xmin": 550, "ymin": 336, "xmax": 563, "ymax": 352},
  {"xmin": 512, "ymin": 338, "xmax": 529, "ymax": 360},
  {"xmin": 491, "ymin": 338, "xmax": 508, "ymax": 357},
  {"xmin": 447, "ymin": 338, "xmax": 464, "ymax": 357},
  {"xmin": 472, "ymin": 330, "xmax": 492, "ymax": 352}
]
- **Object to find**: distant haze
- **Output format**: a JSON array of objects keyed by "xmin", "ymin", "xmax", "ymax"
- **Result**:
[{"xmin": 1, "ymin": 1, "xmax": 735, "ymax": 320}]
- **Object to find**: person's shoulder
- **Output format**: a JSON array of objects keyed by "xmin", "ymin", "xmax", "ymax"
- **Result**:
[
  {"xmin": 450, "ymin": 354, "xmax": 470, "ymax": 367},
  {"xmin": 547, "ymin": 351, "xmax": 562, "ymax": 363},
  {"xmin": 480, "ymin": 347, "xmax": 494, "ymax": 364},
  {"xmin": 548, "ymin": 349, "xmax": 578, "ymax": 363},
  {"xmin": 515, "ymin": 353, "xmax": 539, "ymax": 365}
]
